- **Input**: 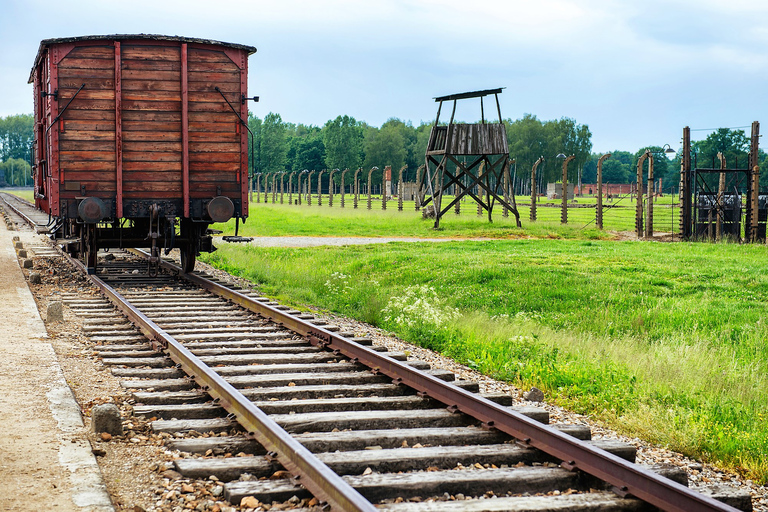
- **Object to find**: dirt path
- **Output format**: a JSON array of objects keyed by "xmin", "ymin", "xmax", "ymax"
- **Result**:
[{"xmin": 0, "ymin": 222, "xmax": 112, "ymax": 511}]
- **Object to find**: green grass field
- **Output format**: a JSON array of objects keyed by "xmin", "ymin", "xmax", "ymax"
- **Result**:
[
  {"xmin": 222, "ymin": 193, "xmax": 680, "ymax": 239},
  {"xmin": 6, "ymin": 188, "xmax": 34, "ymax": 203},
  {"xmin": 203, "ymin": 200, "xmax": 768, "ymax": 483}
]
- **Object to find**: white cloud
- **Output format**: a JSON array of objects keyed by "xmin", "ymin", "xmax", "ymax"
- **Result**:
[{"xmin": 3, "ymin": 0, "xmax": 768, "ymax": 150}]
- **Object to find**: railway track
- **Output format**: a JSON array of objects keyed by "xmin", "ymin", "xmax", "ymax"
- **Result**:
[{"xmin": 1, "ymin": 192, "xmax": 754, "ymax": 511}]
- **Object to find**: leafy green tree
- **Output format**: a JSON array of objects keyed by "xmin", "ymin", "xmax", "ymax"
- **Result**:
[
  {"xmin": 408, "ymin": 123, "xmax": 432, "ymax": 182},
  {"xmin": 363, "ymin": 119, "xmax": 407, "ymax": 172},
  {"xmin": 0, "ymin": 114, "xmax": 34, "ymax": 162},
  {"xmin": 693, "ymin": 128, "xmax": 749, "ymax": 170},
  {"xmin": 600, "ymin": 158, "xmax": 631, "ymax": 183},
  {"xmin": 260, "ymin": 112, "xmax": 287, "ymax": 174},
  {"xmin": 506, "ymin": 114, "xmax": 550, "ymax": 181},
  {"xmin": 0, "ymin": 157, "xmax": 31, "ymax": 187},
  {"xmin": 505, "ymin": 114, "xmax": 592, "ymax": 186},
  {"xmin": 247, "ymin": 113, "xmax": 262, "ymax": 177},
  {"xmin": 287, "ymin": 127, "xmax": 325, "ymax": 173},
  {"xmin": 323, "ymin": 115, "xmax": 363, "ymax": 171}
]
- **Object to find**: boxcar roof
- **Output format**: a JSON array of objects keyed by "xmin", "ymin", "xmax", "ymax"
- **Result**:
[{"xmin": 30, "ymin": 34, "xmax": 257, "ymax": 82}]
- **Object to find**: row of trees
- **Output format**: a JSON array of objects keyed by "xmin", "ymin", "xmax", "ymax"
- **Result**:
[
  {"xmin": 0, "ymin": 114, "xmax": 34, "ymax": 186},
  {"xmin": 247, "ymin": 113, "xmax": 593, "ymax": 187},
  {"xmin": 579, "ymin": 128, "xmax": 768, "ymax": 193},
  {"xmin": 3, "ymin": 111, "xmax": 767, "ymax": 191}
]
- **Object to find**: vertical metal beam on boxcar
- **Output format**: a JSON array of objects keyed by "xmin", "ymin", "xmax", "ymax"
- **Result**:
[
  {"xmin": 49, "ymin": 48, "xmax": 61, "ymax": 217},
  {"xmin": 222, "ymin": 47, "xmax": 250, "ymax": 217},
  {"xmin": 115, "ymin": 42, "xmax": 123, "ymax": 218},
  {"xmin": 48, "ymin": 43, "xmax": 75, "ymax": 217},
  {"xmin": 181, "ymin": 43, "xmax": 190, "ymax": 218},
  {"xmin": 239, "ymin": 50, "xmax": 249, "ymax": 217}
]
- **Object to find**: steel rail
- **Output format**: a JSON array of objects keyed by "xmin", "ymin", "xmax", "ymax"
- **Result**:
[
  {"xmin": 0, "ymin": 193, "xmax": 47, "ymax": 233},
  {"xmin": 157, "ymin": 256, "xmax": 740, "ymax": 512},
  {"xmin": 68, "ymin": 253, "xmax": 377, "ymax": 512}
]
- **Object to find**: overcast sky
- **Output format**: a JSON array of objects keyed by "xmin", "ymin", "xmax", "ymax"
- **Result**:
[{"xmin": 2, "ymin": 0, "xmax": 767, "ymax": 153}]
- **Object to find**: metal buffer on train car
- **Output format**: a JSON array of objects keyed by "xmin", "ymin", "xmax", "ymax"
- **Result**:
[{"xmin": 419, "ymin": 88, "xmax": 521, "ymax": 228}]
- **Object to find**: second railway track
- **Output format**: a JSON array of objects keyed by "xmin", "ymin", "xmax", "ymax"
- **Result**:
[{"xmin": 0, "ymin": 192, "xmax": 756, "ymax": 511}]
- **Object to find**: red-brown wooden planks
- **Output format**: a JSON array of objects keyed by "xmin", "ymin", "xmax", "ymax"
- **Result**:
[
  {"xmin": 60, "ymin": 160, "xmax": 115, "ymax": 172},
  {"xmin": 59, "ymin": 130, "xmax": 115, "ymax": 141},
  {"xmin": 122, "ymin": 120, "xmax": 181, "ymax": 132},
  {"xmin": 60, "ymin": 150, "xmax": 116, "ymax": 162},
  {"xmin": 121, "ymin": 80, "xmax": 181, "ymax": 92},
  {"xmin": 59, "ymin": 140, "xmax": 116, "ymax": 152},
  {"xmin": 121, "ymin": 46, "xmax": 180, "ymax": 61},
  {"xmin": 121, "ymin": 59, "xmax": 181, "ymax": 71},
  {"xmin": 62, "ymin": 119, "xmax": 116, "ymax": 131},
  {"xmin": 188, "ymin": 48, "xmax": 233, "ymax": 63},
  {"xmin": 37, "ymin": 37, "xmax": 250, "ymax": 218},
  {"xmin": 123, "ymin": 161, "xmax": 182, "ymax": 172},
  {"xmin": 123, "ymin": 151, "xmax": 180, "ymax": 162}
]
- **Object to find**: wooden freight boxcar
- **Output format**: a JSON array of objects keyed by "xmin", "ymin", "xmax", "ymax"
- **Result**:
[{"xmin": 29, "ymin": 35, "xmax": 257, "ymax": 272}]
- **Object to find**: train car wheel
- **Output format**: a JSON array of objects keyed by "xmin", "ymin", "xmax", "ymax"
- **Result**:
[
  {"xmin": 83, "ymin": 224, "xmax": 98, "ymax": 274},
  {"xmin": 179, "ymin": 220, "xmax": 197, "ymax": 273},
  {"xmin": 180, "ymin": 245, "xmax": 196, "ymax": 273}
]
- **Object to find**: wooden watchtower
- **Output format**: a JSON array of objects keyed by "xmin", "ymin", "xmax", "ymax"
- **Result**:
[{"xmin": 419, "ymin": 88, "xmax": 520, "ymax": 228}]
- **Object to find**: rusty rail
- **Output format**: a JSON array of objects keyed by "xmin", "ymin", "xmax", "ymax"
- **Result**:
[
  {"xmin": 158, "ymin": 256, "xmax": 739, "ymax": 512},
  {"xmin": 0, "ymin": 193, "xmax": 49, "ymax": 233},
  {"xmin": 68, "ymin": 252, "xmax": 376, "ymax": 512}
]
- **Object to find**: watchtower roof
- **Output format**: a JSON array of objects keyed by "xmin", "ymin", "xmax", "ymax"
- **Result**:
[{"xmin": 433, "ymin": 88, "xmax": 505, "ymax": 102}]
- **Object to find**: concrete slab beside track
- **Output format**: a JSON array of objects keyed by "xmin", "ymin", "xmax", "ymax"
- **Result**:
[{"xmin": 0, "ymin": 220, "xmax": 113, "ymax": 511}]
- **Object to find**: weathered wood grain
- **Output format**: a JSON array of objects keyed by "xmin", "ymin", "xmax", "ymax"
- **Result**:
[
  {"xmin": 60, "ymin": 150, "xmax": 116, "ymax": 162},
  {"xmin": 121, "ymin": 59, "xmax": 181, "ymax": 71},
  {"xmin": 122, "ymin": 151, "xmax": 180, "ymax": 162},
  {"xmin": 188, "ymin": 171, "xmax": 239, "ymax": 182},
  {"xmin": 189, "ymin": 162, "xmax": 239, "ymax": 172},
  {"xmin": 187, "ymin": 151, "xmax": 239, "ymax": 163},
  {"xmin": 188, "ymin": 141, "xmax": 240, "ymax": 153},
  {"xmin": 122, "ymin": 171, "xmax": 184, "ymax": 181},
  {"xmin": 188, "ymin": 49, "xmax": 233, "ymax": 63},
  {"xmin": 121, "ymin": 120, "xmax": 181, "ymax": 132},
  {"xmin": 188, "ymin": 121, "xmax": 237, "ymax": 133},
  {"xmin": 121, "ymin": 46, "xmax": 180, "ymax": 61},
  {"xmin": 58, "ymin": 57, "xmax": 115, "ymax": 70},
  {"xmin": 61, "ymin": 119, "xmax": 115, "ymax": 131},
  {"xmin": 121, "ymin": 100, "xmax": 181, "ymax": 111},
  {"xmin": 60, "ymin": 161, "xmax": 116, "ymax": 172},
  {"xmin": 122, "ymin": 141, "xmax": 182, "ymax": 152},
  {"xmin": 59, "ymin": 129, "xmax": 114, "ymax": 141},
  {"xmin": 188, "ymin": 91, "xmax": 240, "ymax": 103},
  {"xmin": 188, "ymin": 71, "xmax": 240, "ymax": 83},
  {"xmin": 121, "ymin": 90, "xmax": 182, "ymax": 102},
  {"xmin": 65, "ymin": 46, "xmax": 115, "ymax": 59},
  {"xmin": 60, "ymin": 140, "xmax": 116, "ymax": 152},
  {"xmin": 122, "ymin": 111, "xmax": 180, "ymax": 122}
]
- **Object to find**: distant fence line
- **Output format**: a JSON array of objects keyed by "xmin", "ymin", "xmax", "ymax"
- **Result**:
[{"xmin": 249, "ymin": 163, "xmax": 681, "ymax": 236}]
